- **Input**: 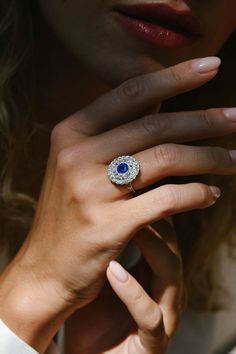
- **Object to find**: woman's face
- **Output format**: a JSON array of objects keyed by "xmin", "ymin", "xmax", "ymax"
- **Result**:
[{"xmin": 36, "ymin": 0, "xmax": 236, "ymax": 86}]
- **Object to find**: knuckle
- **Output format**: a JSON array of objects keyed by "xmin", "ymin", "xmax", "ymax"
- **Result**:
[
  {"xmin": 55, "ymin": 141, "xmax": 90, "ymax": 174},
  {"xmin": 117, "ymin": 77, "xmax": 144, "ymax": 101},
  {"xmin": 158, "ymin": 185, "xmax": 180, "ymax": 215},
  {"xmin": 56, "ymin": 147, "xmax": 76, "ymax": 174},
  {"xmin": 154, "ymin": 144, "xmax": 178, "ymax": 168},
  {"xmin": 50, "ymin": 122, "xmax": 66, "ymax": 150},
  {"xmin": 70, "ymin": 182, "xmax": 91, "ymax": 204},
  {"xmin": 195, "ymin": 184, "xmax": 211, "ymax": 204},
  {"xmin": 66, "ymin": 177, "xmax": 96, "ymax": 208},
  {"xmin": 141, "ymin": 114, "xmax": 168, "ymax": 136},
  {"xmin": 169, "ymin": 66, "xmax": 184, "ymax": 85},
  {"xmin": 200, "ymin": 109, "xmax": 214, "ymax": 129},
  {"xmin": 207, "ymin": 146, "xmax": 224, "ymax": 168},
  {"xmin": 214, "ymin": 147, "xmax": 232, "ymax": 167},
  {"xmin": 50, "ymin": 116, "xmax": 85, "ymax": 152},
  {"xmin": 144, "ymin": 307, "xmax": 163, "ymax": 334},
  {"xmin": 129, "ymin": 286, "xmax": 144, "ymax": 305}
]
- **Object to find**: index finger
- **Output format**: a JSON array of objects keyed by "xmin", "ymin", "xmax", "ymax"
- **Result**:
[
  {"xmin": 70, "ymin": 57, "xmax": 221, "ymax": 135},
  {"xmin": 107, "ymin": 261, "xmax": 168, "ymax": 351}
]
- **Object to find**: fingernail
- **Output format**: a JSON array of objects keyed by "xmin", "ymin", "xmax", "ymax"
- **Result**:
[
  {"xmin": 192, "ymin": 57, "xmax": 221, "ymax": 74},
  {"xmin": 209, "ymin": 186, "xmax": 221, "ymax": 199},
  {"xmin": 224, "ymin": 108, "xmax": 236, "ymax": 122},
  {"xmin": 109, "ymin": 261, "xmax": 129, "ymax": 283},
  {"xmin": 229, "ymin": 150, "xmax": 236, "ymax": 163}
]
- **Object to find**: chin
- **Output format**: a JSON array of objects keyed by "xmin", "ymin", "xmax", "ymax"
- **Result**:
[{"xmin": 78, "ymin": 51, "xmax": 165, "ymax": 87}]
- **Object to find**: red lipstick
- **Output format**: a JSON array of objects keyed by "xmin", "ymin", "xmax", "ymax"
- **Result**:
[{"xmin": 113, "ymin": 3, "xmax": 203, "ymax": 48}]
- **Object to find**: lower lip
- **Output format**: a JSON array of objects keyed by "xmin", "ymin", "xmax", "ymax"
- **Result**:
[{"xmin": 113, "ymin": 11, "xmax": 199, "ymax": 48}]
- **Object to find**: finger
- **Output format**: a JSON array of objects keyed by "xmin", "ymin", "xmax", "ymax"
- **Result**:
[
  {"xmin": 134, "ymin": 228, "xmax": 182, "ymax": 284},
  {"xmin": 93, "ymin": 108, "xmax": 236, "ymax": 161},
  {"xmin": 103, "ymin": 144, "xmax": 236, "ymax": 200},
  {"xmin": 148, "ymin": 221, "xmax": 176, "ymax": 255},
  {"xmin": 131, "ymin": 144, "xmax": 236, "ymax": 191},
  {"xmin": 119, "ymin": 183, "xmax": 221, "ymax": 234},
  {"xmin": 68, "ymin": 57, "xmax": 221, "ymax": 135},
  {"xmin": 106, "ymin": 261, "xmax": 168, "ymax": 352},
  {"xmin": 133, "ymin": 226, "xmax": 183, "ymax": 334}
]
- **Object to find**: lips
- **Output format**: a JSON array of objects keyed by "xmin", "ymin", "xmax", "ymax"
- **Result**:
[
  {"xmin": 114, "ymin": 3, "xmax": 203, "ymax": 36},
  {"xmin": 113, "ymin": 3, "xmax": 203, "ymax": 48}
]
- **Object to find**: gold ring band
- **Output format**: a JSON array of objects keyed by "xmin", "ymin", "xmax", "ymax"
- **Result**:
[{"xmin": 126, "ymin": 182, "xmax": 136, "ymax": 194}]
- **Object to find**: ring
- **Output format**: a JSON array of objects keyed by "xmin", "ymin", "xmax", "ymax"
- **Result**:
[{"xmin": 107, "ymin": 155, "xmax": 140, "ymax": 189}]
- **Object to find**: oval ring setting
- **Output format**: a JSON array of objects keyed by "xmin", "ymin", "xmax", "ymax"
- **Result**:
[{"xmin": 107, "ymin": 155, "xmax": 140, "ymax": 185}]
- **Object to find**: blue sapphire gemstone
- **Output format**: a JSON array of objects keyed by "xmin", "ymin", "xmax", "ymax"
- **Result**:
[{"xmin": 117, "ymin": 163, "xmax": 129, "ymax": 174}]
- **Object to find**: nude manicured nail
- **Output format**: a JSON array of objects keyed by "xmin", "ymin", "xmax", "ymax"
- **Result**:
[
  {"xmin": 109, "ymin": 261, "xmax": 129, "ymax": 282},
  {"xmin": 192, "ymin": 57, "xmax": 221, "ymax": 74},
  {"xmin": 229, "ymin": 150, "xmax": 236, "ymax": 163},
  {"xmin": 224, "ymin": 108, "xmax": 236, "ymax": 122},
  {"xmin": 209, "ymin": 186, "xmax": 221, "ymax": 199}
]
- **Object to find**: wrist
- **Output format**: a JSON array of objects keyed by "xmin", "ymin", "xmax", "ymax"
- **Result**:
[{"xmin": 0, "ymin": 247, "xmax": 76, "ymax": 353}]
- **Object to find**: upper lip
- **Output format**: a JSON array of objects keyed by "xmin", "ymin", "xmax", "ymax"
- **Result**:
[{"xmin": 114, "ymin": 3, "xmax": 204, "ymax": 36}]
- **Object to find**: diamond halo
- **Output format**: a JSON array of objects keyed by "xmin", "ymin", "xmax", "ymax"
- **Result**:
[{"xmin": 107, "ymin": 155, "xmax": 140, "ymax": 185}]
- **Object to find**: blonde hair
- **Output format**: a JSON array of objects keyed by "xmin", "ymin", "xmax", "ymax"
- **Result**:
[
  {"xmin": 0, "ymin": 1, "xmax": 236, "ymax": 311},
  {"xmin": 0, "ymin": 0, "xmax": 41, "ymax": 257}
]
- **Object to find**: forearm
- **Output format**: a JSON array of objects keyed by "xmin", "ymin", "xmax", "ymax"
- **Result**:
[{"xmin": 0, "ymin": 248, "xmax": 76, "ymax": 353}]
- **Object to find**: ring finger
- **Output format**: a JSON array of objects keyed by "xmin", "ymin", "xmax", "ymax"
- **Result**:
[{"xmin": 103, "ymin": 143, "xmax": 236, "ymax": 200}]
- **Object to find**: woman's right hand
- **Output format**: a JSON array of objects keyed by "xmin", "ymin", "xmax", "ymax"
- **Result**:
[{"xmin": 1, "ymin": 56, "xmax": 236, "ymax": 352}]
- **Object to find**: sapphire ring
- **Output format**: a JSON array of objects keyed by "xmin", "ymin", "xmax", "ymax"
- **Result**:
[{"xmin": 107, "ymin": 155, "xmax": 140, "ymax": 193}]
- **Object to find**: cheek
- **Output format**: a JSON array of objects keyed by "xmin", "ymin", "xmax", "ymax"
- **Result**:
[
  {"xmin": 36, "ymin": 0, "xmax": 115, "ymax": 73},
  {"xmin": 206, "ymin": 5, "xmax": 236, "ymax": 52},
  {"xmin": 36, "ymin": 0, "xmax": 96, "ymax": 49},
  {"xmin": 35, "ymin": 0, "xmax": 236, "ymax": 86}
]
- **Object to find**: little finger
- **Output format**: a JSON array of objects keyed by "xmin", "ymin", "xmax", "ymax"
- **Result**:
[{"xmin": 119, "ymin": 183, "xmax": 221, "ymax": 236}]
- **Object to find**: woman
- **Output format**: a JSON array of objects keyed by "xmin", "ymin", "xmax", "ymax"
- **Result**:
[{"xmin": 0, "ymin": 0, "xmax": 236, "ymax": 353}]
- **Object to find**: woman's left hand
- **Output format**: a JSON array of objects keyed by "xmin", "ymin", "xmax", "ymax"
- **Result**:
[{"xmin": 64, "ymin": 219, "xmax": 185, "ymax": 354}]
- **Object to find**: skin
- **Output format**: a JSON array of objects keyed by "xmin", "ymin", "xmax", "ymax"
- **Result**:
[
  {"xmin": 0, "ymin": 1, "xmax": 236, "ymax": 353},
  {"xmin": 35, "ymin": 0, "xmax": 236, "ymax": 86},
  {"xmin": 1, "ymin": 59, "xmax": 236, "ymax": 354}
]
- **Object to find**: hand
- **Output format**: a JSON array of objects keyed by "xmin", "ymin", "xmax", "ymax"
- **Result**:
[
  {"xmin": 1, "ymin": 56, "xmax": 236, "ymax": 353},
  {"xmin": 64, "ymin": 219, "xmax": 185, "ymax": 354}
]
